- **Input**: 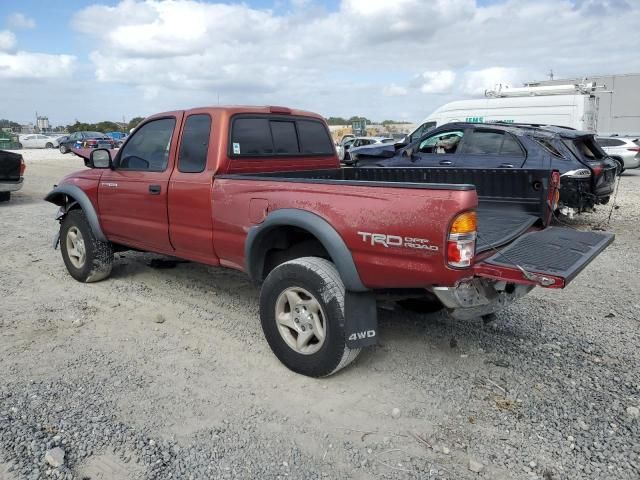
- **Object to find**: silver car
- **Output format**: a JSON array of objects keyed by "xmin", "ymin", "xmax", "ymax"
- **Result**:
[
  {"xmin": 340, "ymin": 136, "xmax": 394, "ymax": 164},
  {"xmin": 596, "ymin": 136, "xmax": 640, "ymax": 171}
]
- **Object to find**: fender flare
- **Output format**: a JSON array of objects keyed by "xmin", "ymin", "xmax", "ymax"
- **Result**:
[
  {"xmin": 245, "ymin": 208, "xmax": 367, "ymax": 292},
  {"xmin": 44, "ymin": 184, "xmax": 107, "ymax": 242}
]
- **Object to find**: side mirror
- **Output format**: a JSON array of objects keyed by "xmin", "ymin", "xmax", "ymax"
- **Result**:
[{"xmin": 89, "ymin": 148, "xmax": 112, "ymax": 169}]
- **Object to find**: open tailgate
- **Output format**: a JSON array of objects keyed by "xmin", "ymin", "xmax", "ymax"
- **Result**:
[{"xmin": 474, "ymin": 227, "xmax": 614, "ymax": 288}]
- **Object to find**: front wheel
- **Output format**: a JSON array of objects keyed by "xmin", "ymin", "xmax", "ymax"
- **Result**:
[
  {"xmin": 259, "ymin": 257, "xmax": 360, "ymax": 377},
  {"xmin": 59, "ymin": 144, "xmax": 69, "ymax": 154},
  {"xmin": 60, "ymin": 210, "xmax": 113, "ymax": 282}
]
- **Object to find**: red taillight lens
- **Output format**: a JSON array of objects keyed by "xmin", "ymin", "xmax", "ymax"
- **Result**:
[
  {"xmin": 591, "ymin": 164, "xmax": 604, "ymax": 177},
  {"xmin": 19, "ymin": 158, "xmax": 26, "ymax": 175},
  {"xmin": 627, "ymin": 147, "xmax": 640, "ymax": 152},
  {"xmin": 447, "ymin": 211, "xmax": 476, "ymax": 268}
]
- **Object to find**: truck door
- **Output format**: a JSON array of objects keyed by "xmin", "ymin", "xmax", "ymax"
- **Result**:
[
  {"xmin": 98, "ymin": 115, "xmax": 182, "ymax": 252},
  {"xmin": 456, "ymin": 128, "xmax": 526, "ymax": 169},
  {"xmin": 168, "ymin": 113, "xmax": 219, "ymax": 263}
]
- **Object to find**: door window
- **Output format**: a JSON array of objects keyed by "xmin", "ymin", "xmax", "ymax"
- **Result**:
[
  {"xmin": 178, "ymin": 114, "xmax": 211, "ymax": 173},
  {"xmin": 296, "ymin": 120, "xmax": 333, "ymax": 154},
  {"xmin": 118, "ymin": 118, "xmax": 176, "ymax": 171},
  {"xmin": 418, "ymin": 130, "xmax": 464, "ymax": 154},
  {"xmin": 463, "ymin": 130, "xmax": 524, "ymax": 157}
]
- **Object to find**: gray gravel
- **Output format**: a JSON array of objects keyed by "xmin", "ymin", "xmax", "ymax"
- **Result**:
[{"xmin": 0, "ymin": 151, "xmax": 638, "ymax": 479}]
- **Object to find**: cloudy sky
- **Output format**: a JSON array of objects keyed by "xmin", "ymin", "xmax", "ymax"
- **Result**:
[{"xmin": 1, "ymin": 0, "xmax": 639, "ymax": 126}]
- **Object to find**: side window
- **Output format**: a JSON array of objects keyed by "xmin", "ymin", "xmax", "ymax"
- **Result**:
[
  {"xmin": 500, "ymin": 134, "xmax": 524, "ymax": 156},
  {"xmin": 118, "ymin": 118, "xmax": 176, "ymax": 171},
  {"xmin": 231, "ymin": 118, "xmax": 273, "ymax": 155},
  {"xmin": 464, "ymin": 130, "xmax": 524, "ymax": 157},
  {"xmin": 178, "ymin": 114, "xmax": 211, "ymax": 173},
  {"xmin": 270, "ymin": 121, "xmax": 299, "ymax": 154},
  {"xmin": 71, "ymin": 132, "xmax": 81, "ymax": 140},
  {"xmin": 296, "ymin": 120, "xmax": 333, "ymax": 154},
  {"xmin": 419, "ymin": 130, "xmax": 464, "ymax": 154}
]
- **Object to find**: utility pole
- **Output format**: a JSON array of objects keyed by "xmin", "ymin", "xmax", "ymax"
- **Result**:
[{"xmin": 548, "ymin": 69, "xmax": 554, "ymax": 81}]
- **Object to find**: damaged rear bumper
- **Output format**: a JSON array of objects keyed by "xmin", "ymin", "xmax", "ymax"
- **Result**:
[{"xmin": 431, "ymin": 279, "xmax": 534, "ymax": 320}]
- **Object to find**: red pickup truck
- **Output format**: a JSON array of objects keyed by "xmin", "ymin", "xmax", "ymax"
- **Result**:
[{"xmin": 46, "ymin": 106, "xmax": 614, "ymax": 377}]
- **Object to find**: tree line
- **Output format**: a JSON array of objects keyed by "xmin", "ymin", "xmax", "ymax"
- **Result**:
[
  {"xmin": 325, "ymin": 116, "xmax": 412, "ymax": 126},
  {"xmin": 0, "ymin": 117, "xmax": 145, "ymax": 133}
]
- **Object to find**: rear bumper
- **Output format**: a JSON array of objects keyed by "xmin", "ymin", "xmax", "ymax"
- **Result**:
[
  {"xmin": 432, "ymin": 280, "xmax": 534, "ymax": 320},
  {"xmin": 0, "ymin": 178, "xmax": 23, "ymax": 193},
  {"xmin": 559, "ymin": 174, "xmax": 615, "ymax": 210}
]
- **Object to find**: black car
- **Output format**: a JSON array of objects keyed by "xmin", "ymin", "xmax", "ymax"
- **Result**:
[
  {"xmin": 58, "ymin": 131, "xmax": 115, "ymax": 154},
  {"xmin": 351, "ymin": 122, "xmax": 618, "ymax": 213}
]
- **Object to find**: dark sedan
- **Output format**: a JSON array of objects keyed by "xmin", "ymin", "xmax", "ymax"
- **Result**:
[
  {"xmin": 351, "ymin": 122, "xmax": 618, "ymax": 214},
  {"xmin": 59, "ymin": 132, "xmax": 116, "ymax": 154}
]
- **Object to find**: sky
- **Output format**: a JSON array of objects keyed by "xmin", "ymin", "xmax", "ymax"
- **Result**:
[{"xmin": 1, "ymin": 0, "xmax": 639, "ymax": 126}]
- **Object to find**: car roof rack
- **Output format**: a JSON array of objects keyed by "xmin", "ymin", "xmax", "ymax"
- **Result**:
[{"xmin": 487, "ymin": 121, "xmax": 577, "ymax": 130}]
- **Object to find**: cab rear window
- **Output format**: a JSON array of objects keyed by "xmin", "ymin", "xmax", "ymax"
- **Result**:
[{"xmin": 230, "ymin": 116, "xmax": 333, "ymax": 157}]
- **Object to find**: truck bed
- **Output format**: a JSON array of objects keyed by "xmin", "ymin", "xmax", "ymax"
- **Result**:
[
  {"xmin": 0, "ymin": 150, "xmax": 22, "ymax": 181},
  {"xmin": 220, "ymin": 167, "xmax": 550, "ymax": 252}
]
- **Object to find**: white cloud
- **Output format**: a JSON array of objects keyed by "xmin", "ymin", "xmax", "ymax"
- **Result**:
[
  {"xmin": 383, "ymin": 84, "xmax": 408, "ymax": 97},
  {"xmin": 0, "ymin": 52, "xmax": 76, "ymax": 79},
  {"xmin": 419, "ymin": 70, "xmax": 456, "ymax": 94},
  {"xmin": 0, "ymin": 0, "xmax": 633, "ymax": 124},
  {"xmin": 7, "ymin": 13, "xmax": 36, "ymax": 29},
  {"xmin": 460, "ymin": 67, "xmax": 526, "ymax": 96},
  {"xmin": 0, "ymin": 30, "xmax": 16, "ymax": 51}
]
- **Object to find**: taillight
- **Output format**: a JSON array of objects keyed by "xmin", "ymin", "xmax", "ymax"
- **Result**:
[
  {"xmin": 590, "ymin": 164, "xmax": 604, "ymax": 177},
  {"xmin": 447, "ymin": 211, "xmax": 476, "ymax": 268},
  {"xmin": 627, "ymin": 147, "xmax": 640, "ymax": 152},
  {"xmin": 19, "ymin": 158, "xmax": 26, "ymax": 175}
]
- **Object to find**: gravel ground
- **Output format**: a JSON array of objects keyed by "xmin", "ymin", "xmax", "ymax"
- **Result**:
[{"xmin": 0, "ymin": 149, "xmax": 638, "ymax": 480}]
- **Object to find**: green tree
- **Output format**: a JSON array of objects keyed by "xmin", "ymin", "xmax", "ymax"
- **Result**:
[
  {"xmin": 325, "ymin": 116, "xmax": 349, "ymax": 126},
  {"xmin": 127, "ymin": 117, "xmax": 145, "ymax": 131}
]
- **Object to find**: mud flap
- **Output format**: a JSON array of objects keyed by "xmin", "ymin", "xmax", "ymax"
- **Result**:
[{"xmin": 344, "ymin": 291, "xmax": 378, "ymax": 348}]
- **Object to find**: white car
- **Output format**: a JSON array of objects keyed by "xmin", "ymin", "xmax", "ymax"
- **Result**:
[
  {"xmin": 340, "ymin": 136, "xmax": 394, "ymax": 164},
  {"xmin": 18, "ymin": 134, "xmax": 59, "ymax": 149},
  {"xmin": 596, "ymin": 136, "xmax": 640, "ymax": 171}
]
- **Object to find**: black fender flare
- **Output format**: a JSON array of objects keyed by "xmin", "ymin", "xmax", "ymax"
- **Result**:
[
  {"xmin": 44, "ymin": 184, "xmax": 107, "ymax": 242},
  {"xmin": 245, "ymin": 208, "xmax": 367, "ymax": 292}
]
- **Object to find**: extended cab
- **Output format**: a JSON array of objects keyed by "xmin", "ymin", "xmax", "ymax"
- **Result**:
[{"xmin": 45, "ymin": 106, "xmax": 614, "ymax": 377}]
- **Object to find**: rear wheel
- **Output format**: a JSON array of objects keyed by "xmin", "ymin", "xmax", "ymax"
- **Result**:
[
  {"xmin": 60, "ymin": 210, "xmax": 113, "ymax": 282},
  {"xmin": 259, "ymin": 257, "xmax": 360, "ymax": 377},
  {"xmin": 45, "ymin": 142, "xmax": 54, "ymax": 149},
  {"xmin": 16, "ymin": 143, "xmax": 22, "ymax": 150},
  {"xmin": 0, "ymin": 192, "xmax": 10, "ymax": 202}
]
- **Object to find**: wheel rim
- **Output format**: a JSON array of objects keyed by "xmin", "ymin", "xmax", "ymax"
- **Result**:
[
  {"xmin": 275, "ymin": 287, "xmax": 326, "ymax": 355},
  {"xmin": 66, "ymin": 226, "xmax": 86, "ymax": 269}
]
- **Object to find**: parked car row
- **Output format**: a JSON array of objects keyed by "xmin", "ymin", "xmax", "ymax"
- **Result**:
[
  {"xmin": 596, "ymin": 136, "xmax": 640, "ymax": 171},
  {"xmin": 58, "ymin": 131, "xmax": 117, "ymax": 153},
  {"xmin": 17, "ymin": 134, "xmax": 62, "ymax": 149}
]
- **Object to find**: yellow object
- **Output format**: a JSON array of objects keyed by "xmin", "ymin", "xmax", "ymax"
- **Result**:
[{"xmin": 450, "ymin": 211, "xmax": 477, "ymax": 235}]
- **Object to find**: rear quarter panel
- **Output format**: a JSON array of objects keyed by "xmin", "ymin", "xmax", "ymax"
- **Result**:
[{"xmin": 212, "ymin": 179, "xmax": 478, "ymax": 289}]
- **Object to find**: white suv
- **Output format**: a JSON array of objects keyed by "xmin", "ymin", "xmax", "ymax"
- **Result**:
[{"xmin": 596, "ymin": 136, "xmax": 640, "ymax": 172}]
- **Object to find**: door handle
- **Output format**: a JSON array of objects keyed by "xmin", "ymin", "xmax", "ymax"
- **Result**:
[
  {"xmin": 499, "ymin": 163, "xmax": 514, "ymax": 168},
  {"xmin": 439, "ymin": 160, "xmax": 453, "ymax": 166},
  {"xmin": 149, "ymin": 185, "xmax": 161, "ymax": 195}
]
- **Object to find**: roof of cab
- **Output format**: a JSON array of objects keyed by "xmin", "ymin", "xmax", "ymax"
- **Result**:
[{"xmin": 147, "ymin": 105, "xmax": 325, "ymax": 121}]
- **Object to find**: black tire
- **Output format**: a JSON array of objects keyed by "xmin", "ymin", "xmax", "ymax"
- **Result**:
[
  {"xmin": 16, "ymin": 143, "xmax": 22, "ymax": 150},
  {"xmin": 60, "ymin": 210, "xmax": 113, "ymax": 282},
  {"xmin": 259, "ymin": 257, "xmax": 360, "ymax": 377},
  {"xmin": 611, "ymin": 157, "xmax": 624, "ymax": 175},
  {"xmin": 59, "ymin": 144, "xmax": 69, "ymax": 154},
  {"xmin": 45, "ymin": 142, "xmax": 54, "ymax": 149},
  {"xmin": 0, "ymin": 192, "xmax": 10, "ymax": 202},
  {"xmin": 396, "ymin": 298, "xmax": 443, "ymax": 314}
]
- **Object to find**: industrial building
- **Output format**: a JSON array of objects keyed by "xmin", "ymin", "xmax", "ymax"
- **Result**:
[{"xmin": 526, "ymin": 73, "xmax": 640, "ymax": 136}]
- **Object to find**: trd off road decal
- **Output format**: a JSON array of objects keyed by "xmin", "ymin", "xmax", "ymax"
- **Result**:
[{"xmin": 357, "ymin": 232, "xmax": 439, "ymax": 251}]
